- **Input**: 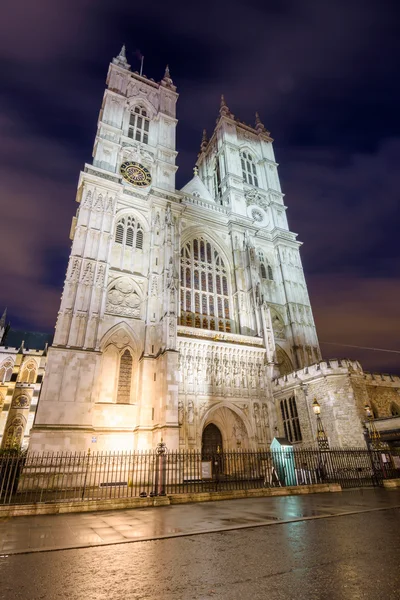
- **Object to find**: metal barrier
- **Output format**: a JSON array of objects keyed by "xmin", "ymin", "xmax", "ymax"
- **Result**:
[{"xmin": 1, "ymin": 447, "xmax": 399, "ymax": 506}]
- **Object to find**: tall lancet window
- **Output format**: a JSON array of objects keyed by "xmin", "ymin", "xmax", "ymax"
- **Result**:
[
  {"xmin": 241, "ymin": 151, "xmax": 258, "ymax": 187},
  {"xmin": 128, "ymin": 106, "xmax": 149, "ymax": 144},
  {"xmin": 180, "ymin": 237, "xmax": 231, "ymax": 332},
  {"xmin": 117, "ymin": 349, "xmax": 133, "ymax": 404},
  {"xmin": 114, "ymin": 216, "xmax": 143, "ymax": 250},
  {"xmin": 0, "ymin": 359, "xmax": 13, "ymax": 383}
]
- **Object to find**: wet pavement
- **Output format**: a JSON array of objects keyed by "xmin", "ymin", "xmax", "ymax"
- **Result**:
[
  {"xmin": 0, "ymin": 504, "xmax": 399, "ymax": 600},
  {"xmin": 0, "ymin": 488, "xmax": 399, "ymax": 555}
]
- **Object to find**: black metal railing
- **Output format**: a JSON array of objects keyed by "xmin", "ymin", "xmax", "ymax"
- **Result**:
[{"xmin": 1, "ymin": 447, "xmax": 399, "ymax": 506}]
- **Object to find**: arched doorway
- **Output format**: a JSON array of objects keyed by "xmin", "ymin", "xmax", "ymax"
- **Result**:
[{"xmin": 202, "ymin": 423, "xmax": 223, "ymax": 458}]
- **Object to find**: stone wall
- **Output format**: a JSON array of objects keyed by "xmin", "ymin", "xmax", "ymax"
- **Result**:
[{"xmin": 273, "ymin": 359, "xmax": 400, "ymax": 449}]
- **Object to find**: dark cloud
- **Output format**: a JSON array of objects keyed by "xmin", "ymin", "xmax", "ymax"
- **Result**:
[{"xmin": 0, "ymin": 0, "xmax": 399, "ymax": 372}]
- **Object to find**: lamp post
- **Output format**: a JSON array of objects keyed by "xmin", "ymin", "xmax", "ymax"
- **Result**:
[
  {"xmin": 364, "ymin": 404, "xmax": 388, "ymax": 451},
  {"xmin": 312, "ymin": 399, "xmax": 330, "ymax": 450}
]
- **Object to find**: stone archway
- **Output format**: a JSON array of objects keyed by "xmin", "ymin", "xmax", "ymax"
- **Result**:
[
  {"xmin": 202, "ymin": 423, "xmax": 223, "ymax": 458},
  {"xmin": 201, "ymin": 405, "xmax": 251, "ymax": 451}
]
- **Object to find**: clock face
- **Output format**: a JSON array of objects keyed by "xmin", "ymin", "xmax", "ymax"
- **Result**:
[{"xmin": 120, "ymin": 161, "xmax": 152, "ymax": 187}]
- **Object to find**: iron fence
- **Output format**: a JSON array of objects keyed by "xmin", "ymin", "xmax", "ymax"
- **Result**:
[{"xmin": 1, "ymin": 447, "xmax": 399, "ymax": 506}]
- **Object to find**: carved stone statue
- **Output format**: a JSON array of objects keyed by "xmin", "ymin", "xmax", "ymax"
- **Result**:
[
  {"xmin": 187, "ymin": 399, "xmax": 194, "ymax": 424},
  {"xmin": 178, "ymin": 400, "xmax": 184, "ymax": 425}
]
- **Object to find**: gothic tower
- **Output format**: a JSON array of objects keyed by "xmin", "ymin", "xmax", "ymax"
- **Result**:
[{"xmin": 30, "ymin": 48, "xmax": 320, "ymax": 453}]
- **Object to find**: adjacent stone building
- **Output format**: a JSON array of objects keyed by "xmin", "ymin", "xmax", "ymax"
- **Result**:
[
  {"xmin": 0, "ymin": 311, "xmax": 51, "ymax": 448},
  {"xmin": 273, "ymin": 359, "xmax": 400, "ymax": 449}
]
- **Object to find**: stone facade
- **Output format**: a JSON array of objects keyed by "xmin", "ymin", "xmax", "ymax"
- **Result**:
[
  {"xmin": 273, "ymin": 359, "xmax": 400, "ymax": 449},
  {"xmin": 29, "ymin": 47, "xmax": 320, "ymax": 453},
  {"xmin": 21, "ymin": 47, "xmax": 399, "ymax": 454},
  {"xmin": 0, "ymin": 343, "xmax": 47, "ymax": 449}
]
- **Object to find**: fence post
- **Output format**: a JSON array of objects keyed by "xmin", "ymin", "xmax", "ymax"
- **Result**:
[{"xmin": 81, "ymin": 448, "xmax": 91, "ymax": 501}]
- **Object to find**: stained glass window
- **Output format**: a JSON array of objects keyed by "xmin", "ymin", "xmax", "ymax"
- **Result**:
[
  {"xmin": 207, "ymin": 243, "xmax": 212, "ymax": 263},
  {"xmin": 117, "ymin": 350, "xmax": 133, "ymax": 404},
  {"xmin": 222, "ymin": 276, "xmax": 228, "ymax": 296},
  {"xmin": 224, "ymin": 298, "xmax": 229, "ymax": 319},
  {"xmin": 216, "ymin": 275, "xmax": 221, "ymax": 295},
  {"xmin": 180, "ymin": 237, "xmax": 231, "ymax": 331},
  {"xmin": 218, "ymin": 297, "xmax": 223, "ymax": 318},
  {"xmin": 195, "ymin": 316, "xmax": 201, "ymax": 328},
  {"xmin": 200, "ymin": 240, "xmax": 205, "ymax": 261}
]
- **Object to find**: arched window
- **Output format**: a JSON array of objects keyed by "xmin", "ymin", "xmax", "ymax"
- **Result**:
[
  {"xmin": 20, "ymin": 361, "xmax": 37, "ymax": 384},
  {"xmin": 116, "ymin": 349, "xmax": 133, "ymax": 404},
  {"xmin": 280, "ymin": 397, "xmax": 302, "ymax": 442},
  {"xmin": 114, "ymin": 216, "xmax": 144, "ymax": 250},
  {"xmin": 241, "ymin": 152, "xmax": 258, "ymax": 187},
  {"xmin": 5, "ymin": 416, "xmax": 26, "ymax": 449},
  {"xmin": 128, "ymin": 106, "xmax": 149, "ymax": 144},
  {"xmin": 391, "ymin": 402, "xmax": 400, "ymax": 417},
  {"xmin": 0, "ymin": 359, "xmax": 13, "ymax": 383},
  {"xmin": 267, "ymin": 265, "xmax": 273, "ymax": 280},
  {"xmin": 260, "ymin": 264, "xmax": 267, "ymax": 279},
  {"xmin": 180, "ymin": 237, "xmax": 231, "ymax": 332}
]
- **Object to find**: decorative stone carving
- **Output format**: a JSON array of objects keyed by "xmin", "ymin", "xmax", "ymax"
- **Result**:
[
  {"xmin": 106, "ymin": 278, "xmax": 141, "ymax": 317},
  {"xmin": 187, "ymin": 399, "xmax": 194, "ymax": 424}
]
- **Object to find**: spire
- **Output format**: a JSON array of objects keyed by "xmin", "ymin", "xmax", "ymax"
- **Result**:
[
  {"xmin": 255, "ymin": 111, "xmax": 269, "ymax": 135},
  {"xmin": 112, "ymin": 44, "xmax": 131, "ymax": 70},
  {"xmin": 219, "ymin": 94, "xmax": 233, "ymax": 118},
  {"xmin": 17, "ymin": 340, "xmax": 25, "ymax": 355},
  {"xmin": 0, "ymin": 307, "xmax": 6, "ymax": 329},
  {"xmin": 200, "ymin": 129, "xmax": 208, "ymax": 152},
  {"xmin": 161, "ymin": 64, "xmax": 175, "ymax": 89}
]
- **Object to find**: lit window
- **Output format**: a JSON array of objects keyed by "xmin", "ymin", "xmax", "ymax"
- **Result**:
[
  {"xmin": 20, "ymin": 361, "xmax": 37, "ymax": 384},
  {"xmin": 117, "ymin": 349, "xmax": 133, "ymax": 404},
  {"xmin": 241, "ymin": 152, "xmax": 258, "ymax": 187},
  {"xmin": 180, "ymin": 237, "xmax": 231, "ymax": 332},
  {"xmin": 0, "ymin": 359, "xmax": 13, "ymax": 383},
  {"xmin": 280, "ymin": 397, "xmax": 302, "ymax": 442},
  {"xmin": 128, "ymin": 106, "xmax": 149, "ymax": 144}
]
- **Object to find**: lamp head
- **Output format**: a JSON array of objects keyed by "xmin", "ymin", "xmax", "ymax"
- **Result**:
[{"xmin": 312, "ymin": 399, "xmax": 321, "ymax": 416}]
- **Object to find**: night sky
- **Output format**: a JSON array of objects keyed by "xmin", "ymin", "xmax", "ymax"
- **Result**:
[{"xmin": 1, "ymin": 0, "xmax": 399, "ymax": 373}]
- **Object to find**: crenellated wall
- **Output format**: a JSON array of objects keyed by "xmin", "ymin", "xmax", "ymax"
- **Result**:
[{"xmin": 273, "ymin": 359, "xmax": 400, "ymax": 448}]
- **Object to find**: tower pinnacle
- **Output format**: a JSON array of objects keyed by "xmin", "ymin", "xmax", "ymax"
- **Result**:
[
  {"xmin": 255, "ymin": 111, "xmax": 269, "ymax": 134},
  {"xmin": 200, "ymin": 129, "xmax": 209, "ymax": 152},
  {"xmin": 161, "ymin": 64, "xmax": 175, "ymax": 90},
  {"xmin": 219, "ymin": 94, "xmax": 233, "ymax": 118},
  {"xmin": 112, "ymin": 45, "xmax": 131, "ymax": 70}
]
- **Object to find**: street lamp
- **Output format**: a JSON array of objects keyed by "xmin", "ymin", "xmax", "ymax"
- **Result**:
[
  {"xmin": 312, "ymin": 399, "xmax": 330, "ymax": 450},
  {"xmin": 364, "ymin": 404, "xmax": 387, "ymax": 451}
]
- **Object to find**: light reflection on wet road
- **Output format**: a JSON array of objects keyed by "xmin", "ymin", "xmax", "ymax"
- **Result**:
[{"xmin": 0, "ymin": 500, "xmax": 399, "ymax": 599}]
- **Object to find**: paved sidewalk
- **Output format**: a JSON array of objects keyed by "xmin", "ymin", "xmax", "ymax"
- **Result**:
[{"xmin": 0, "ymin": 488, "xmax": 399, "ymax": 555}]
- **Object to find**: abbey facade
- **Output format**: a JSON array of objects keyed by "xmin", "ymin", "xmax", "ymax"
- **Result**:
[
  {"xmin": 27, "ymin": 47, "xmax": 320, "ymax": 453},
  {"xmin": 26, "ymin": 47, "xmax": 400, "ymax": 454}
]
